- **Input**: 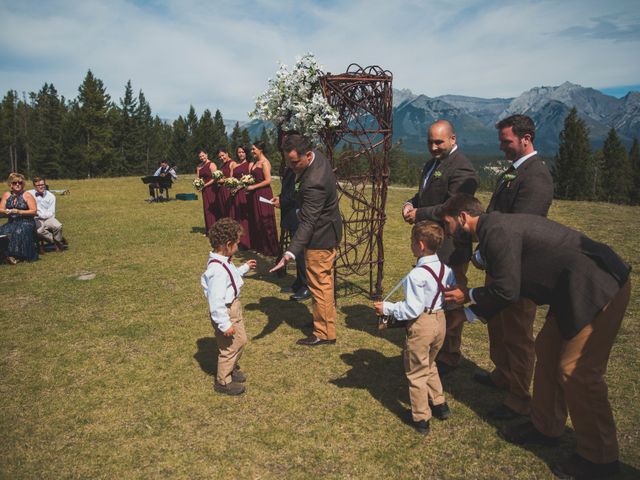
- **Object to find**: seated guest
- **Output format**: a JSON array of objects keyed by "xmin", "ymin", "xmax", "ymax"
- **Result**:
[
  {"xmin": 0, "ymin": 173, "xmax": 38, "ymax": 264},
  {"xmin": 374, "ymin": 221, "xmax": 455, "ymax": 435},
  {"xmin": 28, "ymin": 176, "xmax": 65, "ymax": 252},
  {"xmin": 149, "ymin": 160, "xmax": 177, "ymax": 201}
]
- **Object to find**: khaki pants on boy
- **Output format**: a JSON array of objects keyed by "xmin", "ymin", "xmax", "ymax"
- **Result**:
[
  {"xmin": 437, "ymin": 263, "xmax": 468, "ymax": 366},
  {"xmin": 305, "ymin": 248, "xmax": 337, "ymax": 341},
  {"xmin": 214, "ymin": 299, "xmax": 247, "ymax": 385},
  {"xmin": 531, "ymin": 280, "xmax": 630, "ymax": 464},
  {"xmin": 404, "ymin": 310, "xmax": 447, "ymax": 422}
]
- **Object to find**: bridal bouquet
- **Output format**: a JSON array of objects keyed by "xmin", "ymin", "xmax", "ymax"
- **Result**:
[
  {"xmin": 240, "ymin": 174, "xmax": 256, "ymax": 188},
  {"xmin": 249, "ymin": 53, "xmax": 341, "ymax": 141},
  {"xmin": 192, "ymin": 177, "xmax": 205, "ymax": 191},
  {"xmin": 212, "ymin": 170, "xmax": 224, "ymax": 181}
]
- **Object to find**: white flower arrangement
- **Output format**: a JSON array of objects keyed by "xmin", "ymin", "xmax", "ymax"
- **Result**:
[
  {"xmin": 211, "ymin": 170, "xmax": 224, "ymax": 181},
  {"xmin": 249, "ymin": 53, "xmax": 341, "ymax": 140},
  {"xmin": 192, "ymin": 177, "xmax": 205, "ymax": 191}
]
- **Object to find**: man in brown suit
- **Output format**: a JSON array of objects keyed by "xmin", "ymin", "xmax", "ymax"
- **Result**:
[
  {"xmin": 271, "ymin": 134, "xmax": 342, "ymax": 346},
  {"xmin": 475, "ymin": 114, "xmax": 554, "ymax": 420},
  {"xmin": 442, "ymin": 194, "xmax": 631, "ymax": 480},
  {"xmin": 403, "ymin": 120, "xmax": 478, "ymax": 374}
]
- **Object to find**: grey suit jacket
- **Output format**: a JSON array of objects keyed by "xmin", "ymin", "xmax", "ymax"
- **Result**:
[
  {"xmin": 487, "ymin": 155, "xmax": 553, "ymax": 216},
  {"xmin": 408, "ymin": 148, "xmax": 478, "ymax": 265},
  {"xmin": 288, "ymin": 150, "xmax": 342, "ymax": 257},
  {"xmin": 470, "ymin": 212, "xmax": 630, "ymax": 339}
]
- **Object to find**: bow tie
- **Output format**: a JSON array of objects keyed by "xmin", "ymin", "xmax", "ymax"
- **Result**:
[{"xmin": 36, "ymin": 192, "xmax": 45, "ymax": 197}]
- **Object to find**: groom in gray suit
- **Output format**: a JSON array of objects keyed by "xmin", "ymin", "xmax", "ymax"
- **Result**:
[
  {"xmin": 271, "ymin": 134, "xmax": 343, "ymax": 346},
  {"xmin": 441, "ymin": 194, "xmax": 631, "ymax": 480}
]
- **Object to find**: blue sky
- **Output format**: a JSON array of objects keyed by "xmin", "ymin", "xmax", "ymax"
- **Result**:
[{"xmin": 1, "ymin": 0, "xmax": 639, "ymax": 121}]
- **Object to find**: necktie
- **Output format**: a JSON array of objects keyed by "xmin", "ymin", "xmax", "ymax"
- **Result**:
[{"xmin": 422, "ymin": 160, "xmax": 440, "ymax": 191}]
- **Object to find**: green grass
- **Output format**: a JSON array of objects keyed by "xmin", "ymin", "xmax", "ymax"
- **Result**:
[{"xmin": 1, "ymin": 177, "xmax": 639, "ymax": 479}]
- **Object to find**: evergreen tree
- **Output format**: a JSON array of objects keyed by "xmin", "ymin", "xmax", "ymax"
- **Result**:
[
  {"xmin": 240, "ymin": 128, "xmax": 251, "ymax": 150},
  {"xmin": 196, "ymin": 109, "xmax": 217, "ymax": 157},
  {"xmin": 30, "ymin": 83, "xmax": 65, "ymax": 178},
  {"xmin": 60, "ymin": 101, "xmax": 85, "ymax": 178},
  {"xmin": 629, "ymin": 137, "xmax": 640, "ymax": 204},
  {"xmin": 212, "ymin": 109, "xmax": 228, "ymax": 155},
  {"xmin": 229, "ymin": 121, "xmax": 243, "ymax": 154},
  {"xmin": 135, "ymin": 90, "xmax": 154, "ymax": 174},
  {"xmin": 0, "ymin": 90, "xmax": 20, "ymax": 173},
  {"xmin": 553, "ymin": 107, "xmax": 593, "ymax": 200},
  {"xmin": 77, "ymin": 70, "xmax": 114, "ymax": 177},
  {"xmin": 170, "ymin": 116, "xmax": 192, "ymax": 174},
  {"xmin": 600, "ymin": 128, "xmax": 632, "ymax": 204},
  {"xmin": 112, "ymin": 80, "xmax": 138, "ymax": 176}
]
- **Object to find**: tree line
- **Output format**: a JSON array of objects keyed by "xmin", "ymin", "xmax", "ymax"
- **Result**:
[
  {"xmin": 0, "ymin": 70, "xmax": 274, "ymax": 180},
  {"xmin": 553, "ymin": 107, "xmax": 640, "ymax": 205}
]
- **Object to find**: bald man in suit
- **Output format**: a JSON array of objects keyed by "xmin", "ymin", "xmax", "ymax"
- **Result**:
[
  {"xmin": 403, "ymin": 120, "xmax": 478, "ymax": 374},
  {"xmin": 442, "ymin": 194, "xmax": 631, "ymax": 480}
]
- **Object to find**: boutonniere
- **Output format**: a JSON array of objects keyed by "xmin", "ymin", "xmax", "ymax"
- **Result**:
[
  {"xmin": 294, "ymin": 182, "xmax": 301, "ymax": 193},
  {"xmin": 503, "ymin": 173, "xmax": 517, "ymax": 182},
  {"xmin": 433, "ymin": 171, "xmax": 442, "ymax": 179}
]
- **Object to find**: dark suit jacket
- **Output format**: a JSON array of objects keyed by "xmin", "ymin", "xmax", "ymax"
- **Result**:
[
  {"xmin": 288, "ymin": 150, "xmax": 342, "ymax": 257},
  {"xmin": 408, "ymin": 148, "xmax": 478, "ymax": 265},
  {"xmin": 470, "ymin": 213, "xmax": 631, "ymax": 339},
  {"xmin": 487, "ymin": 155, "xmax": 553, "ymax": 216},
  {"xmin": 280, "ymin": 167, "xmax": 298, "ymax": 232}
]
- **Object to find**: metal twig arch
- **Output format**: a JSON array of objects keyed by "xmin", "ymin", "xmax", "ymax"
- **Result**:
[{"xmin": 319, "ymin": 64, "xmax": 393, "ymax": 298}]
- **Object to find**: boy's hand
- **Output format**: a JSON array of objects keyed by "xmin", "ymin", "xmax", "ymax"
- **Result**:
[
  {"xmin": 245, "ymin": 259, "xmax": 257, "ymax": 269},
  {"xmin": 444, "ymin": 286, "xmax": 469, "ymax": 304},
  {"xmin": 223, "ymin": 325, "xmax": 236, "ymax": 337},
  {"xmin": 374, "ymin": 301, "xmax": 384, "ymax": 316}
]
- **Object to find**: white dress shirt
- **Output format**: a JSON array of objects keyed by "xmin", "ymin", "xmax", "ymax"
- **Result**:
[
  {"xmin": 27, "ymin": 189, "xmax": 56, "ymax": 220},
  {"xmin": 201, "ymin": 252, "xmax": 250, "ymax": 332},
  {"xmin": 383, "ymin": 255, "xmax": 456, "ymax": 321},
  {"xmin": 512, "ymin": 150, "xmax": 538, "ymax": 170},
  {"xmin": 153, "ymin": 165, "xmax": 177, "ymax": 179}
]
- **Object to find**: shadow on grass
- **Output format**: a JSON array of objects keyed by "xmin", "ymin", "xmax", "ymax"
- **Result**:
[
  {"xmin": 244, "ymin": 295, "xmax": 313, "ymax": 340},
  {"xmin": 341, "ymin": 303, "xmax": 405, "ymax": 349},
  {"xmin": 193, "ymin": 337, "xmax": 217, "ymax": 376},
  {"xmin": 330, "ymin": 348, "xmax": 412, "ymax": 425}
]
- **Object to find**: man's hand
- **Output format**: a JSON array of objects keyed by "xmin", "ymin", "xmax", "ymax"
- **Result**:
[
  {"xmin": 374, "ymin": 301, "xmax": 384, "ymax": 316},
  {"xmin": 402, "ymin": 204, "xmax": 416, "ymax": 224},
  {"xmin": 223, "ymin": 325, "xmax": 236, "ymax": 337},
  {"xmin": 444, "ymin": 285, "xmax": 470, "ymax": 305},
  {"xmin": 272, "ymin": 196, "xmax": 281, "ymax": 209},
  {"xmin": 269, "ymin": 254, "xmax": 291, "ymax": 273},
  {"xmin": 245, "ymin": 259, "xmax": 257, "ymax": 269}
]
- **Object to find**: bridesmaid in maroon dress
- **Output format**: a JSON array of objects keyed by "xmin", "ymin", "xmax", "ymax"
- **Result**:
[
  {"xmin": 215, "ymin": 148, "xmax": 235, "ymax": 219},
  {"xmin": 229, "ymin": 146, "xmax": 252, "ymax": 250},
  {"xmin": 247, "ymin": 141, "xmax": 279, "ymax": 257},
  {"xmin": 196, "ymin": 148, "xmax": 218, "ymax": 234}
]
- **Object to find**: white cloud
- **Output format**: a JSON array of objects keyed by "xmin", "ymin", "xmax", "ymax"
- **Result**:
[{"xmin": 0, "ymin": 0, "xmax": 638, "ymax": 120}]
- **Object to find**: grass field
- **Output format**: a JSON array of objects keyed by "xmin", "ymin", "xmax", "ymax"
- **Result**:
[{"xmin": 1, "ymin": 176, "xmax": 638, "ymax": 479}]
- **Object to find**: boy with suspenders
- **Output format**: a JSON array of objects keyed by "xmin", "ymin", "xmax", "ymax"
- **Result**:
[
  {"xmin": 201, "ymin": 218, "xmax": 257, "ymax": 395},
  {"xmin": 375, "ymin": 221, "xmax": 456, "ymax": 435}
]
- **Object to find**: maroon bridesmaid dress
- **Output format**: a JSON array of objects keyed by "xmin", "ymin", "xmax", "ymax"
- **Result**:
[
  {"xmin": 198, "ymin": 162, "xmax": 217, "ymax": 232},
  {"xmin": 248, "ymin": 164, "xmax": 279, "ymax": 256},
  {"xmin": 215, "ymin": 162, "xmax": 232, "ymax": 219},
  {"xmin": 230, "ymin": 161, "xmax": 252, "ymax": 250}
]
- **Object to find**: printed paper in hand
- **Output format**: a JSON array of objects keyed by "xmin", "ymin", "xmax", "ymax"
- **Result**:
[{"xmin": 259, "ymin": 196, "xmax": 274, "ymax": 205}]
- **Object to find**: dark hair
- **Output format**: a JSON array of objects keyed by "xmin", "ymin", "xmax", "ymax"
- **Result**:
[
  {"xmin": 281, "ymin": 134, "xmax": 313, "ymax": 155},
  {"xmin": 412, "ymin": 221, "xmax": 444, "ymax": 253},
  {"xmin": 32, "ymin": 176, "xmax": 45, "ymax": 185},
  {"xmin": 252, "ymin": 141, "xmax": 266, "ymax": 153},
  {"xmin": 216, "ymin": 148, "xmax": 229, "ymax": 155},
  {"xmin": 236, "ymin": 146, "xmax": 250, "ymax": 162},
  {"xmin": 439, "ymin": 194, "xmax": 485, "ymax": 218},
  {"xmin": 496, "ymin": 114, "xmax": 535, "ymax": 142},
  {"xmin": 195, "ymin": 146, "xmax": 206, "ymax": 155},
  {"xmin": 208, "ymin": 218, "xmax": 243, "ymax": 250}
]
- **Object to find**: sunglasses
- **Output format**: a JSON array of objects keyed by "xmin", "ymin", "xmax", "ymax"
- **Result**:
[{"xmin": 11, "ymin": 181, "xmax": 24, "ymax": 185}]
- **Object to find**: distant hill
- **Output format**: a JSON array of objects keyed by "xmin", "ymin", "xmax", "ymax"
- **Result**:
[{"xmin": 235, "ymin": 82, "xmax": 640, "ymax": 157}]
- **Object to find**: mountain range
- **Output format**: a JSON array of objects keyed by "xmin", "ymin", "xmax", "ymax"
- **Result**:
[{"xmin": 241, "ymin": 81, "xmax": 640, "ymax": 156}]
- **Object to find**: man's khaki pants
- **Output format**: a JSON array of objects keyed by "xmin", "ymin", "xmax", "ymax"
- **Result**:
[
  {"xmin": 487, "ymin": 280, "xmax": 537, "ymax": 415},
  {"xmin": 532, "ymin": 280, "xmax": 630, "ymax": 464},
  {"xmin": 305, "ymin": 248, "xmax": 337, "ymax": 341},
  {"xmin": 405, "ymin": 310, "xmax": 447, "ymax": 421},
  {"xmin": 214, "ymin": 299, "xmax": 247, "ymax": 385},
  {"xmin": 36, "ymin": 217, "xmax": 63, "ymax": 243},
  {"xmin": 437, "ymin": 263, "xmax": 468, "ymax": 366}
]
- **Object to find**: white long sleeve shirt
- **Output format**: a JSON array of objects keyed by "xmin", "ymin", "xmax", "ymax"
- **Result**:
[
  {"xmin": 27, "ymin": 189, "xmax": 56, "ymax": 220},
  {"xmin": 201, "ymin": 252, "xmax": 250, "ymax": 332},
  {"xmin": 383, "ymin": 255, "xmax": 456, "ymax": 321},
  {"xmin": 154, "ymin": 166, "xmax": 177, "ymax": 179}
]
